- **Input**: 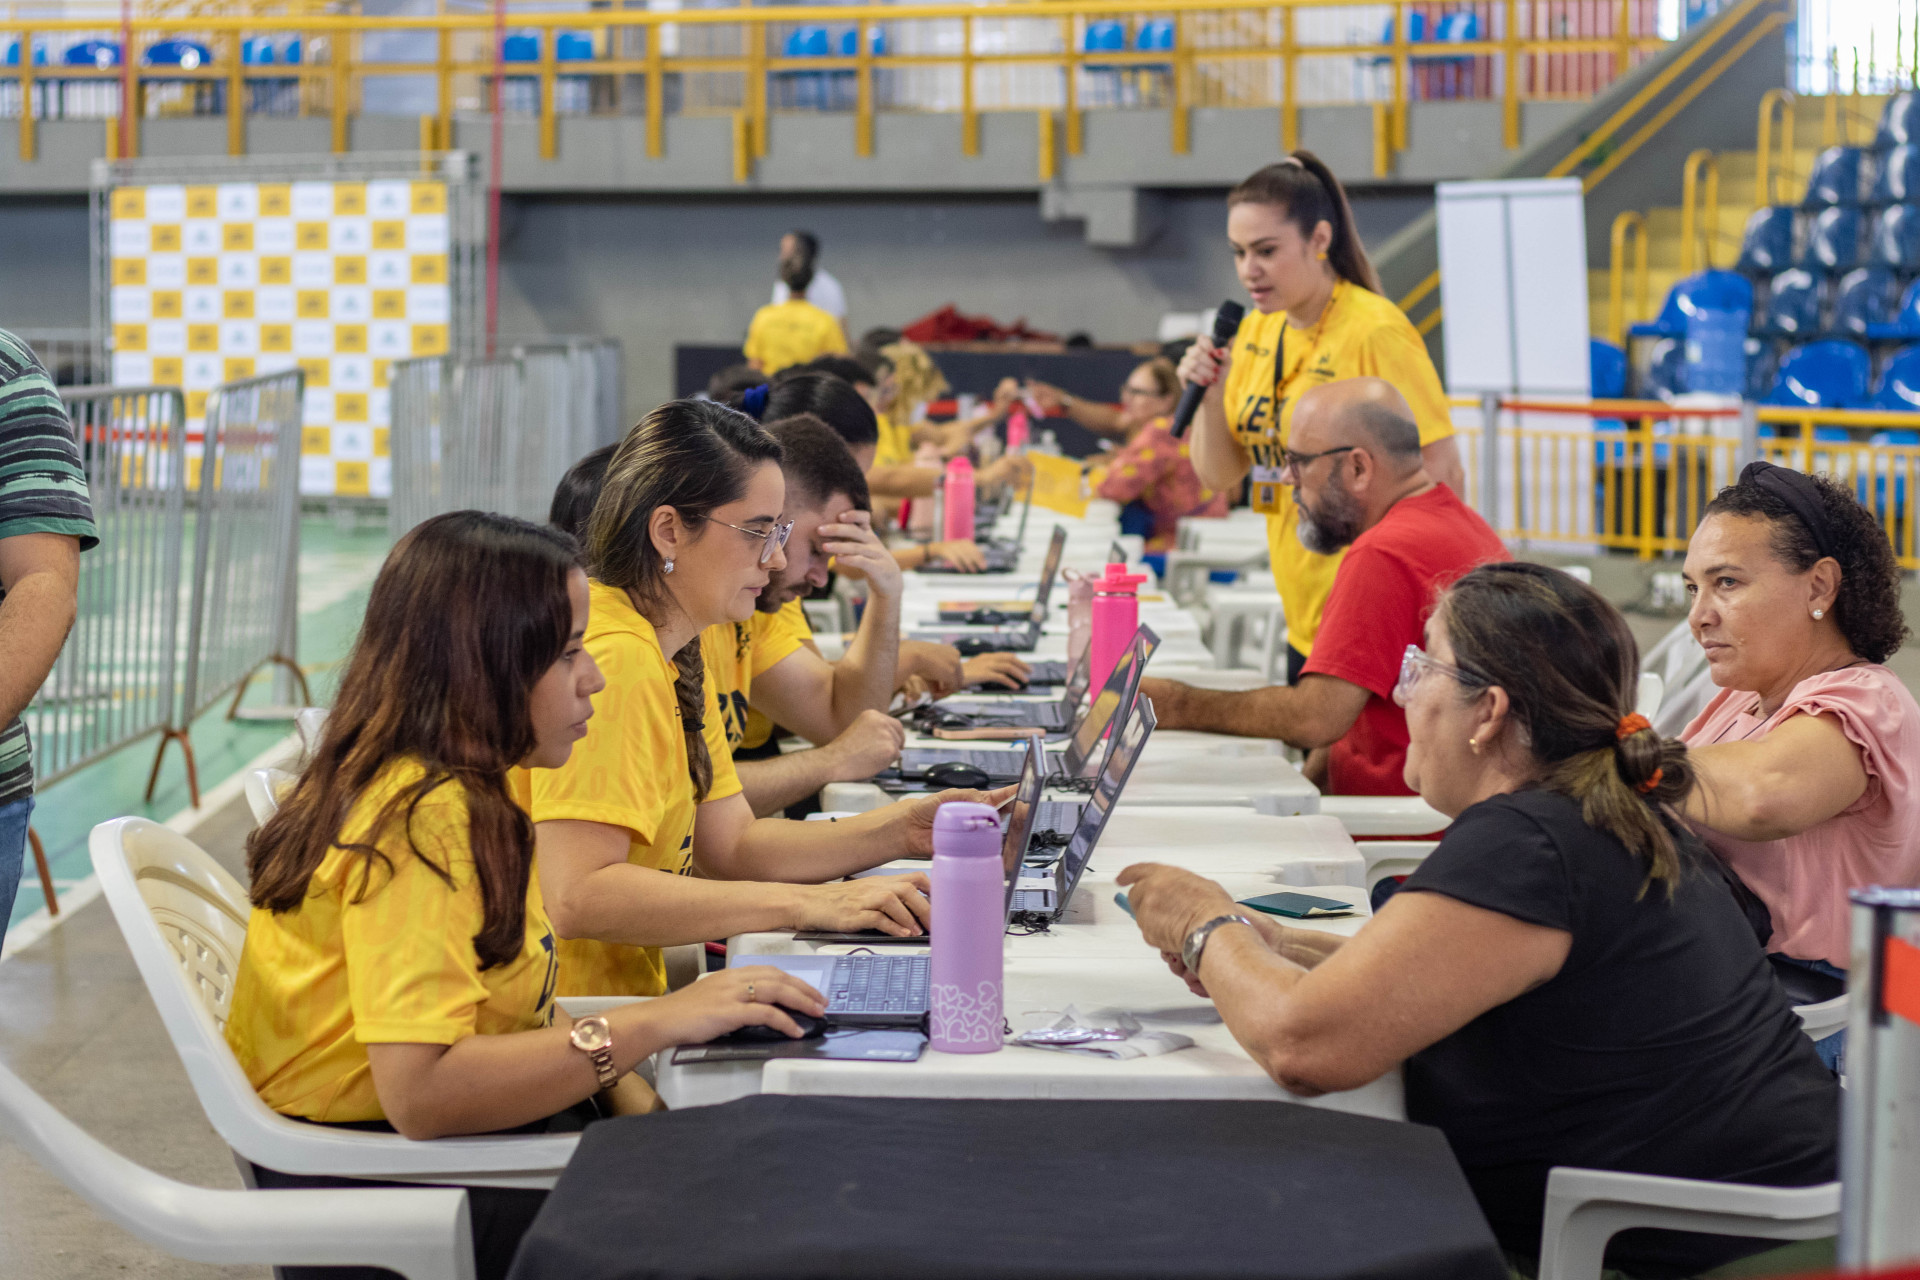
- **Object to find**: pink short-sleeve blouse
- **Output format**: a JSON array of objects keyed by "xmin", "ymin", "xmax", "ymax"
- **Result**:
[{"xmin": 1681, "ymin": 665, "xmax": 1920, "ymax": 969}]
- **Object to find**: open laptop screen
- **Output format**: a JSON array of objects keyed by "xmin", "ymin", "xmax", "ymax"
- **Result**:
[
  {"xmin": 998, "ymin": 741, "xmax": 1046, "ymax": 922},
  {"xmin": 1061, "ymin": 623, "xmax": 1160, "ymax": 778},
  {"xmin": 1051, "ymin": 695, "xmax": 1157, "ymax": 913}
]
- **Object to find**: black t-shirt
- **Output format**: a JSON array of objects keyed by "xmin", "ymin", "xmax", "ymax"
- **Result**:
[{"xmin": 1402, "ymin": 788, "xmax": 1838, "ymax": 1278}]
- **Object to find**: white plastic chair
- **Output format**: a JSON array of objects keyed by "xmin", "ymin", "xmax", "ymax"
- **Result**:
[
  {"xmin": 243, "ymin": 767, "xmax": 295, "ymax": 827},
  {"xmin": 1537, "ymin": 1167, "xmax": 1838, "ymax": 1280},
  {"xmin": 1792, "ymin": 993, "xmax": 1849, "ymax": 1042},
  {"xmin": 1360, "ymin": 841, "xmax": 1439, "ymax": 895},
  {"xmin": 1318, "ymin": 795, "xmax": 1451, "ymax": 837},
  {"xmin": 1635, "ymin": 672, "xmax": 1665, "ymax": 721},
  {"xmin": 0, "ymin": 1058, "xmax": 475, "ymax": 1280},
  {"xmin": 91, "ymin": 817, "xmax": 578, "ymax": 1189},
  {"xmin": 294, "ymin": 707, "xmax": 329, "ymax": 756},
  {"xmin": 1653, "ymin": 664, "xmax": 1720, "ymax": 738}
]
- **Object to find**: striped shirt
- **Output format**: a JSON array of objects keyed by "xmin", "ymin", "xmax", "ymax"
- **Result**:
[{"xmin": 0, "ymin": 330, "xmax": 98, "ymax": 806}]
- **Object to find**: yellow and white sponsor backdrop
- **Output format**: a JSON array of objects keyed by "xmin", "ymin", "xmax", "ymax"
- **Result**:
[{"xmin": 107, "ymin": 179, "xmax": 451, "ymax": 499}]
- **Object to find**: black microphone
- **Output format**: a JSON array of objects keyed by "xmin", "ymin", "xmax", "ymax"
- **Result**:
[{"xmin": 1170, "ymin": 301, "xmax": 1245, "ymax": 439}]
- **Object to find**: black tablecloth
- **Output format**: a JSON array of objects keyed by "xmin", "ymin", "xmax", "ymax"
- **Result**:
[{"xmin": 507, "ymin": 1095, "xmax": 1506, "ymax": 1280}]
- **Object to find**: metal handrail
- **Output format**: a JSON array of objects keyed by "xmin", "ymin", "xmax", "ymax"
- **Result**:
[
  {"xmin": 1756, "ymin": 86, "xmax": 1795, "ymax": 207},
  {"xmin": 2, "ymin": 0, "xmax": 1671, "ymax": 172},
  {"xmin": 1608, "ymin": 211, "xmax": 1649, "ymax": 346},
  {"xmin": 1679, "ymin": 147, "xmax": 1720, "ymax": 275}
]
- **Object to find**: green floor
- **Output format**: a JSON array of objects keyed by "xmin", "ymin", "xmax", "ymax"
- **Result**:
[{"xmin": 12, "ymin": 514, "xmax": 391, "ymax": 930}]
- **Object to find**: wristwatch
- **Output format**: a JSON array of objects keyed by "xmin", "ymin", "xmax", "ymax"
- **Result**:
[
  {"xmin": 569, "ymin": 1015, "xmax": 619, "ymax": 1090},
  {"xmin": 1182, "ymin": 914, "xmax": 1256, "ymax": 976}
]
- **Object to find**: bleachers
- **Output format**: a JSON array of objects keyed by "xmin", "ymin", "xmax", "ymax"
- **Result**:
[{"xmin": 1642, "ymin": 93, "xmax": 1920, "ymax": 411}]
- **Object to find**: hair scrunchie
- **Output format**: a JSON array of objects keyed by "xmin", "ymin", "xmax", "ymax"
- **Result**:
[
  {"xmin": 1615, "ymin": 713, "xmax": 1652, "ymax": 740},
  {"xmin": 1636, "ymin": 767, "xmax": 1665, "ymax": 794},
  {"xmin": 740, "ymin": 383, "xmax": 770, "ymax": 420}
]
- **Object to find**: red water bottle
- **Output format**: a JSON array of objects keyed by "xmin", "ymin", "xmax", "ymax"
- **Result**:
[{"xmin": 1089, "ymin": 562, "xmax": 1148, "ymax": 695}]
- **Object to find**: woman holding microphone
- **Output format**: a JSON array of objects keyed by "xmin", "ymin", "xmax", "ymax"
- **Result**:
[{"xmin": 1179, "ymin": 152, "xmax": 1464, "ymax": 684}]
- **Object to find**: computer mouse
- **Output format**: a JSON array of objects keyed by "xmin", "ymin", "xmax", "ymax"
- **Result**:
[
  {"xmin": 727, "ymin": 1008, "xmax": 829, "ymax": 1042},
  {"xmin": 924, "ymin": 761, "xmax": 993, "ymax": 790}
]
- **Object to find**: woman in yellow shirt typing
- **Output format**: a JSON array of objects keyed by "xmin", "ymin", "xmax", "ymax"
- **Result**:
[
  {"xmin": 227, "ymin": 511, "xmax": 826, "ymax": 1278},
  {"xmin": 531, "ymin": 399, "xmax": 1009, "ymax": 998},
  {"xmin": 1179, "ymin": 152, "xmax": 1465, "ymax": 683}
]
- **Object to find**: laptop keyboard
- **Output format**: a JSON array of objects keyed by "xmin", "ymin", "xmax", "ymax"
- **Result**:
[
  {"xmin": 1035, "ymin": 799, "xmax": 1080, "ymax": 833},
  {"xmin": 830, "ymin": 954, "xmax": 930, "ymax": 1014}
]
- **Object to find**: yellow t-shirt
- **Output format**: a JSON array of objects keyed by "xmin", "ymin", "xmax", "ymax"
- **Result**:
[
  {"xmin": 1221, "ymin": 280, "xmax": 1453, "ymax": 655},
  {"xmin": 528, "ymin": 580, "xmax": 742, "ymax": 997},
  {"xmin": 225, "ymin": 759, "xmax": 560, "ymax": 1124},
  {"xmin": 873, "ymin": 410, "xmax": 915, "ymax": 469},
  {"xmin": 742, "ymin": 298, "xmax": 848, "ymax": 375},
  {"xmin": 702, "ymin": 600, "xmax": 813, "ymax": 753}
]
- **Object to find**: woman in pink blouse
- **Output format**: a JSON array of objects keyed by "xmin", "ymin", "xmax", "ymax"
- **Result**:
[{"xmin": 1680, "ymin": 461, "xmax": 1920, "ymax": 1069}]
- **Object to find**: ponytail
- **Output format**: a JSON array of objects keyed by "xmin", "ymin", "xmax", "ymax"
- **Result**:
[
  {"xmin": 1227, "ymin": 150, "xmax": 1382, "ymax": 295},
  {"xmin": 1438, "ymin": 562, "xmax": 1698, "ymax": 893},
  {"xmin": 669, "ymin": 640, "xmax": 714, "ymax": 802}
]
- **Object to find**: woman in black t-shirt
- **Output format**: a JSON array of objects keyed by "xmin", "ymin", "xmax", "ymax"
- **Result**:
[{"xmin": 1119, "ymin": 562, "xmax": 1836, "ymax": 1279}]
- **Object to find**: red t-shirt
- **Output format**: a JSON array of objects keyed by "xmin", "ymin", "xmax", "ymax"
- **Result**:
[{"xmin": 1300, "ymin": 484, "xmax": 1510, "ymax": 795}]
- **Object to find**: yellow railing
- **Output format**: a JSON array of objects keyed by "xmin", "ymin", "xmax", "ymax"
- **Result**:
[
  {"xmin": 1447, "ymin": 397, "xmax": 1920, "ymax": 568},
  {"xmin": 1756, "ymin": 86, "xmax": 1795, "ymax": 206},
  {"xmin": 1678, "ymin": 147, "xmax": 1719, "ymax": 274},
  {"xmin": 1607, "ymin": 210, "xmax": 1648, "ymax": 347},
  {"xmin": 0, "ymin": 0, "xmax": 1671, "ymax": 177}
]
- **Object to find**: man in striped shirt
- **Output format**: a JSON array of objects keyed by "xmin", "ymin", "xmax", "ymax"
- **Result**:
[{"xmin": 0, "ymin": 330, "xmax": 97, "ymax": 945}]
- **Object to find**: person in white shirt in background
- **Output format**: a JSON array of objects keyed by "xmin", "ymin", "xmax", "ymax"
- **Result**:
[{"xmin": 772, "ymin": 230, "xmax": 847, "ymax": 336}]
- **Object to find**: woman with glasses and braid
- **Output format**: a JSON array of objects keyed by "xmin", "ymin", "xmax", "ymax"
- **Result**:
[
  {"xmin": 528, "ymin": 400, "xmax": 1009, "ymax": 999},
  {"xmin": 1120, "ymin": 562, "xmax": 1837, "ymax": 1280}
]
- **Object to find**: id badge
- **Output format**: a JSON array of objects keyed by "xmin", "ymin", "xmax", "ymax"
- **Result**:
[{"xmin": 1249, "ymin": 463, "xmax": 1288, "ymax": 514}]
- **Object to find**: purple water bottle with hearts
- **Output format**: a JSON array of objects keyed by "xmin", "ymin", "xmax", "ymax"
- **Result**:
[{"xmin": 929, "ymin": 801, "xmax": 1005, "ymax": 1054}]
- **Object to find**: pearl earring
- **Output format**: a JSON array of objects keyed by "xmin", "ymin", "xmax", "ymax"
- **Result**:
[
  {"xmin": 1468, "ymin": 738, "xmax": 1480, "ymax": 752},
  {"xmin": 1813, "ymin": 608, "xmax": 1823, "ymax": 620},
  {"xmin": 664, "ymin": 559, "xmax": 675, "ymax": 574}
]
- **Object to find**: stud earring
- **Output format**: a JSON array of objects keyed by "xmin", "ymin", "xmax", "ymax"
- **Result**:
[
  {"xmin": 664, "ymin": 559, "xmax": 675, "ymax": 574},
  {"xmin": 1316, "ymin": 251, "xmax": 1328, "ymax": 260},
  {"xmin": 1813, "ymin": 608, "xmax": 1823, "ymax": 619},
  {"xmin": 1468, "ymin": 737, "xmax": 1480, "ymax": 752}
]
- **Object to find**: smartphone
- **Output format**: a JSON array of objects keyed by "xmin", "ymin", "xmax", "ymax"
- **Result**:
[
  {"xmin": 1112, "ymin": 890, "xmax": 1135, "ymax": 918},
  {"xmin": 1237, "ymin": 891, "xmax": 1356, "ymax": 919}
]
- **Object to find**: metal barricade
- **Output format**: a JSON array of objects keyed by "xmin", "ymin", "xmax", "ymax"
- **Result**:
[
  {"xmin": 27, "ymin": 387, "xmax": 189, "ymax": 790},
  {"xmin": 1841, "ymin": 887, "xmax": 1920, "ymax": 1269},
  {"xmin": 154, "ymin": 369, "xmax": 310, "ymax": 808},
  {"xmin": 388, "ymin": 338, "xmax": 623, "ymax": 539}
]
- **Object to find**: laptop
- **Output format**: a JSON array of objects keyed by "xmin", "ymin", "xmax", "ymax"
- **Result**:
[
  {"xmin": 934, "ymin": 525, "xmax": 1068, "ymax": 625},
  {"xmin": 1011, "ymin": 694, "xmax": 1157, "ymax": 922},
  {"xmin": 787, "ymin": 694, "xmax": 1157, "ymax": 950},
  {"xmin": 911, "ymin": 524, "xmax": 1068, "ymax": 652},
  {"xmin": 893, "ymin": 624, "xmax": 1158, "ymax": 783},
  {"xmin": 931, "ymin": 645, "xmax": 1089, "ymax": 732},
  {"xmin": 917, "ymin": 473, "xmax": 1033, "ymax": 574}
]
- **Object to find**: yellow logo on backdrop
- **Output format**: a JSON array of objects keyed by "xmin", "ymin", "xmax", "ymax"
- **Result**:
[{"xmin": 1027, "ymin": 452, "xmax": 1091, "ymax": 518}]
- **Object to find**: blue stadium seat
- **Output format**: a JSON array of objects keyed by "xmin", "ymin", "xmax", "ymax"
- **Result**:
[
  {"xmin": 1871, "ymin": 347, "xmax": 1920, "ymax": 412},
  {"xmin": 1762, "ymin": 340, "xmax": 1873, "ymax": 408},
  {"xmin": 1874, "ymin": 145, "xmax": 1920, "ymax": 204},
  {"xmin": 241, "ymin": 37, "xmax": 277, "ymax": 65},
  {"xmin": 555, "ymin": 32, "xmax": 594, "ymax": 61},
  {"xmin": 4, "ymin": 38, "xmax": 47, "ymax": 65},
  {"xmin": 1629, "ymin": 269, "xmax": 1752, "ymax": 338},
  {"xmin": 1644, "ymin": 337, "xmax": 1685, "ymax": 397},
  {"xmin": 838, "ymin": 26, "xmax": 886, "ymax": 56},
  {"xmin": 1081, "ymin": 19, "xmax": 1126, "ymax": 101},
  {"xmin": 63, "ymin": 40, "xmax": 120, "ymax": 68},
  {"xmin": 1834, "ymin": 266, "xmax": 1901, "ymax": 338},
  {"xmin": 1876, "ymin": 92, "xmax": 1920, "ymax": 151},
  {"xmin": 1866, "ymin": 278, "xmax": 1920, "ymax": 341},
  {"xmin": 1804, "ymin": 146, "xmax": 1866, "ymax": 206},
  {"xmin": 1745, "ymin": 339, "xmax": 1778, "ymax": 401},
  {"xmin": 1756, "ymin": 268, "xmax": 1821, "ymax": 337},
  {"xmin": 1734, "ymin": 206, "xmax": 1795, "ymax": 275},
  {"xmin": 1799, "ymin": 205, "xmax": 1862, "ymax": 274},
  {"xmin": 1871, "ymin": 204, "xmax": 1920, "ymax": 272},
  {"xmin": 144, "ymin": 39, "xmax": 211, "ymax": 69},
  {"xmin": 1137, "ymin": 20, "xmax": 1176, "ymax": 52},
  {"xmin": 1590, "ymin": 339, "xmax": 1627, "ymax": 399},
  {"xmin": 501, "ymin": 32, "xmax": 539, "ymax": 62}
]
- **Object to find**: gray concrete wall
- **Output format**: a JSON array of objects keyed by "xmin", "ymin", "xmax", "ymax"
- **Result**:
[{"xmin": 492, "ymin": 185, "xmax": 1430, "ymax": 419}]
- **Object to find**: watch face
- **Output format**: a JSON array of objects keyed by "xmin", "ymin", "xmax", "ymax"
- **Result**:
[{"xmin": 571, "ymin": 1018, "xmax": 613, "ymax": 1052}]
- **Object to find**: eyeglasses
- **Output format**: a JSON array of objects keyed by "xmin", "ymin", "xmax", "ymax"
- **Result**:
[
  {"xmin": 709, "ymin": 517, "xmax": 794, "ymax": 566},
  {"xmin": 1277, "ymin": 444, "xmax": 1357, "ymax": 476},
  {"xmin": 1392, "ymin": 644, "xmax": 1488, "ymax": 707}
]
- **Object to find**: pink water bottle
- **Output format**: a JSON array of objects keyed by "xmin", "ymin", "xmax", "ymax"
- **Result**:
[
  {"xmin": 1005, "ymin": 405, "xmax": 1030, "ymax": 452},
  {"xmin": 929, "ymin": 801, "xmax": 1005, "ymax": 1055},
  {"xmin": 941, "ymin": 455, "xmax": 976, "ymax": 544},
  {"xmin": 1089, "ymin": 562, "xmax": 1148, "ymax": 695}
]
